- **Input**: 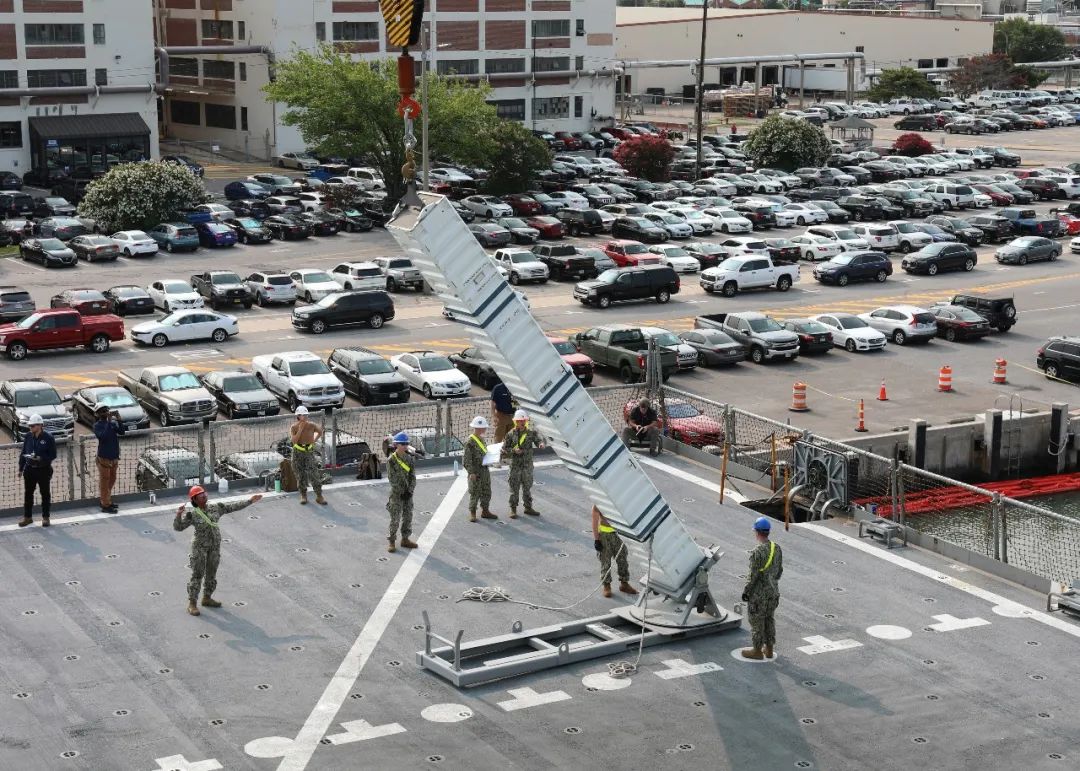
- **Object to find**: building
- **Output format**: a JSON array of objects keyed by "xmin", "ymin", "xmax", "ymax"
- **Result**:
[
  {"xmin": 154, "ymin": 0, "xmax": 617, "ymax": 159},
  {"xmin": 616, "ymin": 7, "xmax": 993, "ymax": 99},
  {"xmin": 0, "ymin": 0, "xmax": 158, "ymax": 183}
]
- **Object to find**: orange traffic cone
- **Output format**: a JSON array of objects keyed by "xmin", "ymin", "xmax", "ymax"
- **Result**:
[
  {"xmin": 992, "ymin": 358, "xmax": 1007, "ymax": 385},
  {"xmin": 877, "ymin": 379, "xmax": 888, "ymax": 401},
  {"xmin": 855, "ymin": 399, "xmax": 868, "ymax": 433},
  {"xmin": 938, "ymin": 365, "xmax": 953, "ymax": 393}
]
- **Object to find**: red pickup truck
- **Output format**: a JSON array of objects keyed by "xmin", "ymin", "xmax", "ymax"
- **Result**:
[{"xmin": 0, "ymin": 308, "xmax": 124, "ymax": 360}]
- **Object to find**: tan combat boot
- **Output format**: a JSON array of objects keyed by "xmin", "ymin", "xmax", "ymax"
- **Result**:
[
  {"xmin": 524, "ymin": 506, "xmax": 541, "ymax": 517},
  {"xmin": 315, "ymin": 495, "xmax": 327, "ymax": 505},
  {"xmin": 299, "ymin": 491, "xmax": 308, "ymax": 505},
  {"xmin": 17, "ymin": 516, "xmax": 32, "ymax": 527},
  {"xmin": 619, "ymin": 581, "xmax": 639, "ymax": 595},
  {"xmin": 387, "ymin": 539, "xmax": 396, "ymax": 553},
  {"xmin": 400, "ymin": 537, "xmax": 418, "ymax": 549},
  {"xmin": 480, "ymin": 510, "xmax": 498, "ymax": 520},
  {"xmin": 764, "ymin": 645, "xmax": 774, "ymax": 659},
  {"xmin": 468, "ymin": 511, "xmax": 477, "ymax": 522},
  {"xmin": 187, "ymin": 601, "xmax": 200, "ymax": 616},
  {"xmin": 508, "ymin": 508, "xmax": 518, "ymax": 519},
  {"xmin": 201, "ymin": 595, "xmax": 221, "ymax": 608},
  {"xmin": 741, "ymin": 646, "xmax": 764, "ymax": 660},
  {"xmin": 602, "ymin": 584, "xmax": 613, "ymax": 598}
]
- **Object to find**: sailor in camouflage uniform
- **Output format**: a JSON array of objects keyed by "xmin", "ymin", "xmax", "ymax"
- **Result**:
[
  {"xmin": 741, "ymin": 516, "xmax": 783, "ymax": 660},
  {"xmin": 463, "ymin": 415, "xmax": 496, "ymax": 522},
  {"xmin": 591, "ymin": 505, "xmax": 639, "ymax": 598},
  {"xmin": 174, "ymin": 485, "xmax": 262, "ymax": 616},
  {"xmin": 289, "ymin": 406, "xmax": 326, "ymax": 505},
  {"xmin": 499, "ymin": 409, "xmax": 544, "ymax": 519},
  {"xmin": 386, "ymin": 432, "xmax": 418, "ymax": 553}
]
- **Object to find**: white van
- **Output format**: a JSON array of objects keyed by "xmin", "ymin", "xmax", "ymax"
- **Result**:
[{"xmin": 346, "ymin": 167, "xmax": 386, "ymax": 191}]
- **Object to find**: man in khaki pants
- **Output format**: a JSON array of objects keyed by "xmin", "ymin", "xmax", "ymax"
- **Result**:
[{"xmin": 93, "ymin": 405, "xmax": 125, "ymax": 513}]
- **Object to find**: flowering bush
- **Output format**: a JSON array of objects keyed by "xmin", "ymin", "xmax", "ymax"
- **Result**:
[
  {"xmin": 613, "ymin": 135, "xmax": 676, "ymax": 182},
  {"xmin": 891, "ymin": 132, "xmax": 934, "ymax": 157},
  {"xmin": 77, "ymin": 161, "xmax": 208, "ymax": 232},
  {"xmin": 743, "ymin": 115, "xmax": 832, "ymax": 172}
]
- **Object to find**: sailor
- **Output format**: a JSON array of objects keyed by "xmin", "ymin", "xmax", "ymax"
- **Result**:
[
  {"xmin": 386, "ymin": 432, "xmax": 418, "ymax": 553},
  {"xmin": 591, "ymin": 505, "xmax": 639, "ymax": 599},
  {"xmin": 174, "ymin": 485, "xmax": 262, "ymax": 616},
  {"xmin": 18, "ymin": 414, "xmax": 56, "ymax": 528},
  {"xmin": 463, "ymin": 415, "xmax": 496, "ymax": 522},
  {"xmin": 289, "ymin": 406, "xmax": 326, "ymax": 505},
  {"xmin": 499, "ymin": 409, "xmax": 544, "ymax": 519},
  {"xmin": 741, "ymin": 516, "xmax": 783, "ymax": 660}
]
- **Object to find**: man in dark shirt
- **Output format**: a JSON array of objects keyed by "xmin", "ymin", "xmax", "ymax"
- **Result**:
[
  {"xmin": 490, "ymin": 381, "xmax": 514, "ymax": 443},
  {"xmin": 622, "ymin": 398, "xmax": 661, "ymax": 456},
  {"xmin": 18, "ymin": 414, "xmax": 57, "ymax": 527},
  {"xmin": 93, "ymin": 405, "xmax": 126, "ymax": 513}
]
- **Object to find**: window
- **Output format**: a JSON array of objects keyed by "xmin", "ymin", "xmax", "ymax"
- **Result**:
[
  {"xmin": 486, "ymin": 58, "xmax": 525, "ymax": 74},
  {"xmin": 316, "ymin": 22, "xmax": 326, "ymax": 42},
  {"xmin": 534, "ymin": 96, "xmax": 569, "ymax": 120},
  {"xmin": 239, "ymin": 62, "xmax": 247, "ymax": 81},
  {"xmin": 0, "ymin": 122, "xmax": 21, "ymax": 149},
  {"xmin": 917, "ymin": 59, "xmax": 933, "ymax": 69},
  {"xmin": 24, "ymin": 24, "xmax": 84, "ymax": 45},
  {"xmin": 241, "ymin": 106, "xmax": 248, "ymax": 131},
  {"xmin": 436, "ymin": 59, "xmax": 479, "ymax": 76},
  {"xmin": 238, "ymin": 21, "xmax": 246, "ymax": 41},
  {"xmin": 936, "ymin": 58, "xmax": 948, "ymax": 68},
  {"xmin": 489, "ymin": 99, "xmax": 526, "ymax": 121},
  {"xmin": 169, "ymin": 57, "xmax": 198, "ymax": 77},
  {"xmin": 533, "ymin": 56, "xmax": 569, "ymax": 73},
  {"xmin": 205, "ymin": 103, "xmax": 236, "ymax": 130},
  {"xmin": 170, "ymin": 99, "xmax": 201, "ymax": 126},
  {"xmin": 93, "ymin": 24, "xmax": 106, "ymax": 45},
  {"xmin": 201, "ymin": 20, "xmax": 233, "ymax": 40},
  {"xmin": 575, "ymin": 55, "xmax": 583, "ymax": 71},
  {"xmin": 26, "ymin": 69, "xmax": 87, "ymax": 88},
  {"xmin": 202, "ymin": 60, "xmax": 235, "ymax": 80},
  {"xmin": 95, "ymin": 68, "xmax": 107, "ymax": 86},
  {"xmin": 575, "ymin": 19, "xmax": 585, "ymax": 37},
  {"xmin": 574, "ymin": 95, "xmax": 583, "ymax": 119},
  {"xmin": 333, "ymin": 21, "xmax": 378, "ymax": 41},
  {"xmin": 855, "ymin": 45, "xmax": 864, "ymax": 53},
  {"xmin": 533, "ymin": 19, "xmax": 569, "ymax": 37},
  {"xmin": 0, "ymin": 71, "xmax": 17, "ymax": 89}
]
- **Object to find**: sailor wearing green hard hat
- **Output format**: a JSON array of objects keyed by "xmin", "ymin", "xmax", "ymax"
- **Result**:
[{"xmin": 741, "ymin": 516, "xmax": 783, "ymax": 660}]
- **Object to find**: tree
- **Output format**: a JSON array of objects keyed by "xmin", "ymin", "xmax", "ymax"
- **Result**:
[
  {"xmin": 891, "ymin": 132, "xmax": 934, "ymax": 157},
  {"xmin": 742, "ymin": 114, "xmax": 832, "ymax": 172},
  {"xmin": 76, "ymin": 161, "xmax": 206, "ymax": 232},
  {"xmin": 866, "ymin": 67, "xmax": 938, "ymax": 103},
  {"xmin": 950, "ymin": 54, "xmax": 1042, "ymax": 97},
  {"xmin": 994, "ymin": 18, "xmax": 1067, "ymax": 63},
  {"xmin": 482, "ymin": 121, "xmax": 552, "ymax": 196},
  {"xmin": 265, "ymin": 47, "xmax": 502, "ymax": 202},
  {"xmin": 612, "ymin": 135, "xmax": 676, "ymax": 182}
]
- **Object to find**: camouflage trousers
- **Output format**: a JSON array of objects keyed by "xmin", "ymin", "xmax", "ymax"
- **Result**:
[
  {"xmin": 387, "ymin": 492, "xmax": 414, "ymax": 541},
  {"xmin": 507, "ymin": 462, "xmax": 533, "ymax": 510},
  {"xmin": 187, "ymin": 546, "xmax": 220, "ymax": 602},
  {"xmin": 598, "ymin": 530, "xmax": 629, "ymax": 585},
  {"xmin": 468, "ymin": 467, "xmax": 491, "ymax": 513},
  {"xmin": 748, "ymin": 596, "xmax": 779, "ymax": 650},
  {"xmin": 291, "ymin": 449, "xmax": 322, "ymax": 496}
]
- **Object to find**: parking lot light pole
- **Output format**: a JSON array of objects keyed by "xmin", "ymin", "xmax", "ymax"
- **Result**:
[{"xmin": 693, "ymin": 1, "xmax": 709, "ymax": 182}]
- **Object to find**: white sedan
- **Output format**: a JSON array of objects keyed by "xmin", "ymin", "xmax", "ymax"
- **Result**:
[
  {"xmin": 790, "ymin": 234, "xmax": 843, "ymax": 261},
  {"xmin": 811, "ymin": 313, "xmax": 887, "ymax": 353},
  {"xmin": 694, "ymin": 178, "xmax": 738, "ymax": 196},
  {"xmin": 701, "ymin": 207, "xmax": 753, "ymax": 234},
  {"xmin": 648, "ymin": 245, "xmax": 700, "ymax": 274},
  {"xmin": 783, "ymin": 203, "xmax": 828, "ymax": 226},
  {"xmin": 196, "ymin": 203, "xmax": 236, "ymax": 222},
  {"xmin": 390, "ymin": 352, "xmax": 472, "ymax": 398},
  {"xmin": 147, "ymin": 279, "xmax": 203, "ymax": 311},
  {"xmin": 1071, "ymin": 236, "xmax": 1080, "ymax": 254},
  {"xmin": 111, "ymin": 230, "xmax": 159, "ymax": 257},
  {"xmin": 130, "ymin": 309, "xmax": 239, "ymax": 348},
  {"xmin": 461, "ymin": 195, "xmax": 514, "ymax": 218},
  {"xmin": 546, "ymin": 191, "xmax": 590, "ymax": 211},
  {"xmin": 289, "ymin": 269, "xmax": 342, "ymax": 302},
  {"xmin": 275, "ymin": 152, "xmax": 319, "ymax": 170},
  {"xmin": 669, "ymin": 207, "xmax": 715, "ymax": 234}
]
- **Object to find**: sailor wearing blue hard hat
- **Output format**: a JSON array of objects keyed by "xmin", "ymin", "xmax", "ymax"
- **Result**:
[
  {"xmin": 386, "ymin": 431, "xmax": 418, "ymax": 553},
  {"xmin": 741, "ymin": 516, "xmax": 783, "ymax": 661}
]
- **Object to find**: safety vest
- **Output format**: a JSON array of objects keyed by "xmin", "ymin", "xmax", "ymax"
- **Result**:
[
  {"xmin": 598, "ymin": 522, "xmax": 615, "ymax": 533},
  {"xmin": 392, "ymin": 453, "xmax": 412, "ymax": 473},
  {"xmin": 293, "ymin": 443, "xmax": 314, "ymax": 452},
  {"xmin": 759, "ymin": 541, "xmax": 776, "ymax": 572},
  {"xmin": 470, "ymin": 434, "xmax": 487, "ymax": 453},
  {"xmin": 192, "ymin": 506, "xmax": 219, "ymax": 529},
  {"xmin": 517, "ymin": 429, "xmax": 530, "ymax": 448}
]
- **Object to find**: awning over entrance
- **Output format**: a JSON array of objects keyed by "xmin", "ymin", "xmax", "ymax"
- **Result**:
[{"xmin": 28, "ymin": 112, "xmax": 150, "ymax": 141}]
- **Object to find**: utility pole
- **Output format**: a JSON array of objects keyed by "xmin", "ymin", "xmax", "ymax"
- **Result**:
[
  {"xmin": 693, "ymin": 0, "xmax": 709, "ymax": 182},
  {"xmin": 422, "ymin": 0, "xmax": 437, "ymax": 190}
]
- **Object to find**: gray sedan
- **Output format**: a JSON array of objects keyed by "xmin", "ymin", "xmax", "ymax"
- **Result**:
[
  {"xmin": 994, "ymin": 236, "xmax": 1061, "ymax": 265},
  {"xmin": 678, "ymin": 329, "xmax": 747, "ymax": 366}
]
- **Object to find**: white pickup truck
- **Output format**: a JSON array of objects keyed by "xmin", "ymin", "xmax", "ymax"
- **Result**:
[
  {"xmin": 251, "ymin": 351, "xmax": 345, "ymax": 412},
  {"xmin": 699, "ymin": 254, "xmax": 800, "ymax": 297}
]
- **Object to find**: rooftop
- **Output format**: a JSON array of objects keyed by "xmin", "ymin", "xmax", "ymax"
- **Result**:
[{"xmin": 616, "ymin": 7, "xmax": 793, "ymax": 26}]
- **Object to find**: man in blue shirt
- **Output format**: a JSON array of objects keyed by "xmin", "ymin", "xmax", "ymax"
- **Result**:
[
  {"xmin": 18, "ymin": 414, "xmax": 57, "ymax": 527},
  {"xmin": 490, "ymin": 381, "xmax": 514, "ymax": 443},
  {"xmin": 93, "ymin": 405, "xmax": 125, "ymax": 513}
]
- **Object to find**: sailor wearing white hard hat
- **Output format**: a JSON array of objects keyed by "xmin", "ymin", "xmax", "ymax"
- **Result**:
[
  {"xmin": 289, "ymin": 405, "xmax": 326, "ymax": 505},
  {"xmin": 463, "ymin": 416, "xmax": 496, "ymax": 522},
  {"xmin": 500, "ymin": 408, "xmax": 544, "ymax": 518},
  {"xmin": 18, "ymin": 414, "xmax": 56, "ymax": 528}
]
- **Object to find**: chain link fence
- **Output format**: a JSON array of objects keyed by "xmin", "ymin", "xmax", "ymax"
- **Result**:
[
  {"xmin": 76, "ymin": 425, "xmax": 204, "ymax": 501},
  {"xmin": 1001, "ymin": 498, "xmax": 1080, "ymax": 586},
  {"xmin": 897, "ymin": 464, "xmax": 999, "ymax": 559}
]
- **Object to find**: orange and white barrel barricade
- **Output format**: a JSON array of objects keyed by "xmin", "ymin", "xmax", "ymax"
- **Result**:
[
  {"xmin": 992, "ymin": 358, "xmax": 1007, "ymax": 385},
  {"xmin": 938, "ymin": 365, "xmax": 953, "ymax": 393},
  {"xmin": 790, "ymin": 381, "xmax": 809, "ymax": 412},
  {"xmin": 855, "ymin": 399, "xmax": 868, "ymax": 432}
]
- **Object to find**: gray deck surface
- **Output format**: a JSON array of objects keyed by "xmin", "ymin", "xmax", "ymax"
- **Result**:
[{"xmin": 1, "ymin": 454, "xmax": 1077, "ymax": 771}]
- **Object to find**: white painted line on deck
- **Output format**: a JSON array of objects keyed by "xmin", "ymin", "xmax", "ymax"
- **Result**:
[
  {"xmin": 496, "ymin": 686, "xmax": 572, "ymax": 712},
  {"xmin": 796, "ymin": 634, "xmax": 863, "ymax": 655},
  {"xmin": 637, "ymin": 455, "xmax": 748, "ymax": 504},
  {"xmin": 652, "ymin": 657, "xmax": 722, "ymax": 680}
]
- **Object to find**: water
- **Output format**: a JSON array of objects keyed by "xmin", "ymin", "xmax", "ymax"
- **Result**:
[{"xmin": 1035, "ymin": 490, "xmax": 1080, "ymax": 521}]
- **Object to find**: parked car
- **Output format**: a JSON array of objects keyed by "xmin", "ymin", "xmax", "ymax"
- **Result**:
[
  {"xmin": 147, "ymin": 279, "xmax": 203, "ymax": 312},
  {"xmin": 994, "ymin": 236, "xmax": 1061, "ymax": 265},
  {"xmin": 20, "ymin": 238, "xmax": 76, "ymax": 267},
  {"xmin": 103, "ymin": 285, "xmax": 154, "ymax": 316},
  {"xmin": 812, "ymin": 250, "xmax": 892, "ymax": 286},
  {"xmin": 70, "ymin": 385, "xmax": 149, "ymax": 429},
  {"xmin": 1036, "ymin": 336, "xmax": 1080, "ymax": 382},
  {"xmin": 676, "ymin": 328, "xmax": 746, "ymax": 366},
  {"xmin": 50, "ymin": 288, "xmax": 109, "ymax": 315},
  {"xmin": 67, "ymin": 234, "xmax": 119, "ymax": 262},
  {"xmin": 130, "ymin": 309, "xmax": 238, "ymax": 347},
  {"xmin": 0, "ymin": 378, "xmax": 75, "ymax": 440},
  {"xmin": 811, "ymin": 313, "xmax": 887, "ymax": 352},
  {"xmin": 902, "ymin": 242, "xmax": 978, "ymax": 275},
  {"xmin": 469, "ymin": 222, "xmax": 511, "ymax": 248},
  {"xmin": 0, "ymin": 309, "xmax": 123, "ymax": 361},
  {"xmin": 291, "ymin": 290, "xmax": 394, "ymax": 334},
  {"xmin": 147, "ymin": 223, "xmax": 199, "ymax": 252},
  {"xmin": 449, "ymin": 346, "xmax": 501, "ymax": 389},
  {"xmin": 289, "ymin": 269, "xmax": 340, "ymax": 302},
  {"xmin": 194, "ymin": 221, "xmax": 237, "ymax": 248},
  {"xmin": 275, "ymin": 151, "xmax": 319, "ymax": 170},
  {"xmin": 0, "ymin": 286, "xmax": 35, "ymax": 323},
  {"xmin": 162, "ymin": 155, "xmax": 205, "ymax": 178},
  {"xmin": 781, "ymin": 318, "xmax": 834, "ymax": 355},
  {"xmin": 327, "ymin": 347, "xmax": 410, "ymax": 405},
  {"xmin": 525, "ymin": 215, "xmax": 566, "ymax": 239},
  {"xmin": 200, "ymin": 369, "xmax": 280, "ymax": 418},
  {"xmin": 858, "ymin": 305, "xmax": 938, "ymax": 345},
  {"xmin": 36, "ymin": 217, "xmax": 89, "ymax": 242},
  {"xmin": 224, "ymin": 181, "xmax": 271, "ymax": 200},
  {"xmin": 928, "ymin": 304, "xmax": 991, "ymax": 342},
  {"xmin": 573, "ymin": 265, "xmax": 680, "ymax": 309},
  {"xmin": 262, "ymin": 214, "xmax": 310, "ymax": 240},
  {"xmin": 390, "ymin": 351, "xmax": 472, "ymax": 398},
  {"xmin": 245, "ymin": 270, "xmax": 297, "ymax": 306}
]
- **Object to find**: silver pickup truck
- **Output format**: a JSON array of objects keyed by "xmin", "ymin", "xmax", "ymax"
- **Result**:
[{"xmin": 117, "ymin": 366, "xmax": 217, "ymax": 426}]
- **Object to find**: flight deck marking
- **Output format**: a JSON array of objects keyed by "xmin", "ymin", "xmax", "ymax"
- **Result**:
[
  {"xmin": 796, "ymin": 635, "xmax": 863, "ymax": 655},
  {"xmin": 927, "ymin": 614, "xmax": 990, "ymax": 633},
  {"xmin": 150, "ymin": 756, "xmax": 222, "ymax": 771},
  {"xmin": 866, "ymin": 625, "xmax": 912, "ymax": 640},
  {"xmin": 496, "ymin": 687, "xmax": 572, "ymax": 712},
  {"xmin": 243, "ymin": 475, "xmax": 468, "ymax": 770},
  {"xmin": 652, "ymin": 658, "xmax": 723, "ymax": 679},
  {"xmin": 582, "ymin": 672, "xmax": 633, "ymax": 690},
  {"xmin": 325, "ymin": 718, "xmax": 406, "ymax": 745},
  {"xmin": 637, "ymin": 455, "xmax": 747, "ymax": 504}
]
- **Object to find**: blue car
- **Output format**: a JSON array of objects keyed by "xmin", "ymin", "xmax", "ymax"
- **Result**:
[
  {"xmin": 148, "ymin": 222, "xmax": 200, "ymax": 252},
  {"xmin": 195, "ymin": 221, "xmax": 237, "ymax": 248},
  {"xmin": 224, "ymin": 180, "xmax": 271, "ymax": 200},
  {"xmin": 162, "ymin": 155, "xmax": 205, "ymax": 178}
]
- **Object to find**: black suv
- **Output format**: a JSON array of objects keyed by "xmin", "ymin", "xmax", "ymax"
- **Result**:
[
  {"xmin": 924, "ymin": 215, "xmax": 985, "ymax": 246},
  {"xmin": 555, "ymin": 207, "xmax": 604, "ymax": 236},
  {"xmin": 0, "ymin": 192, "xmax": 35, "ymax": 218},
  {"xmin": 291, "ymin": 290, "xmax": 395, "ymax": 334},
  {"xmin": 962, "ymin": 214, "xmax": 1013, "ymax": 243},
  {"xmin": 1037, "ymin": 337, "xmax": 1080, "ymax": 382},
  {"xmin": 573, "ymin": 265, "xmax": 680, "ymax": 308},
  {"xmin": 327, "ymin": 347, "xmax": 410, "ymax": 405},
  {"xmin": 941, "ymin": 294, "xmax": 1016, "ymax": 332},
  {"xmin": 893, "ymin": 115, "xmax": 938, "ymax": 131}
]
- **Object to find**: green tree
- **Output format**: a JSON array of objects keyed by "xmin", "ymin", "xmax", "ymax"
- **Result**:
[
  {"xmin": 482, "ymin": 121, "xmax": 552, "ymax": 196},
  {"xmin": 950, "ymin": 54, "xmax": 1043, "ymax": 97},
  {"xmin": 76, "ymin": 161, "xmax": 206, "ymax": 232},
  {"xmin": 265, "ymin": 47, "xmax": 501, "ymax": 202},
  {"xmin": 994, "ymin": 18, "xmax": 1067, "ymax": 63},
  {"xmin": 866, "ymin": 67, "xmax": 938, "ymax": 103},
  {"xmin": 742, "ymin": 114, "xmax": 832, "ymax": 172},
  {"xmin": 613, "ymin": 135, "xmax": 676, "ymax": 182}
]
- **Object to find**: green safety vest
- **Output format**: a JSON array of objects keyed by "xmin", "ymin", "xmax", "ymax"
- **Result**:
[
  {"xmin": 470, "ymin": 434, "xmax": 487, "ymax": 453},
  {"xmin": 293, "ymin": 443, "xmax": 314, "ymax": 452},
  {"xmin": 192, "ymin": 506, "xmax": 219, "ymax": 529},
  {"xmin": 392, "ymin": 453, "xmax": 412, "ymax": 472},
  {"xmin": 517, "ymin": 428, "xmax": 530, "ymax": 448},
  {"xmin": 759, "ymin": 541, "xmax": 776, "ymax": 572}
]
